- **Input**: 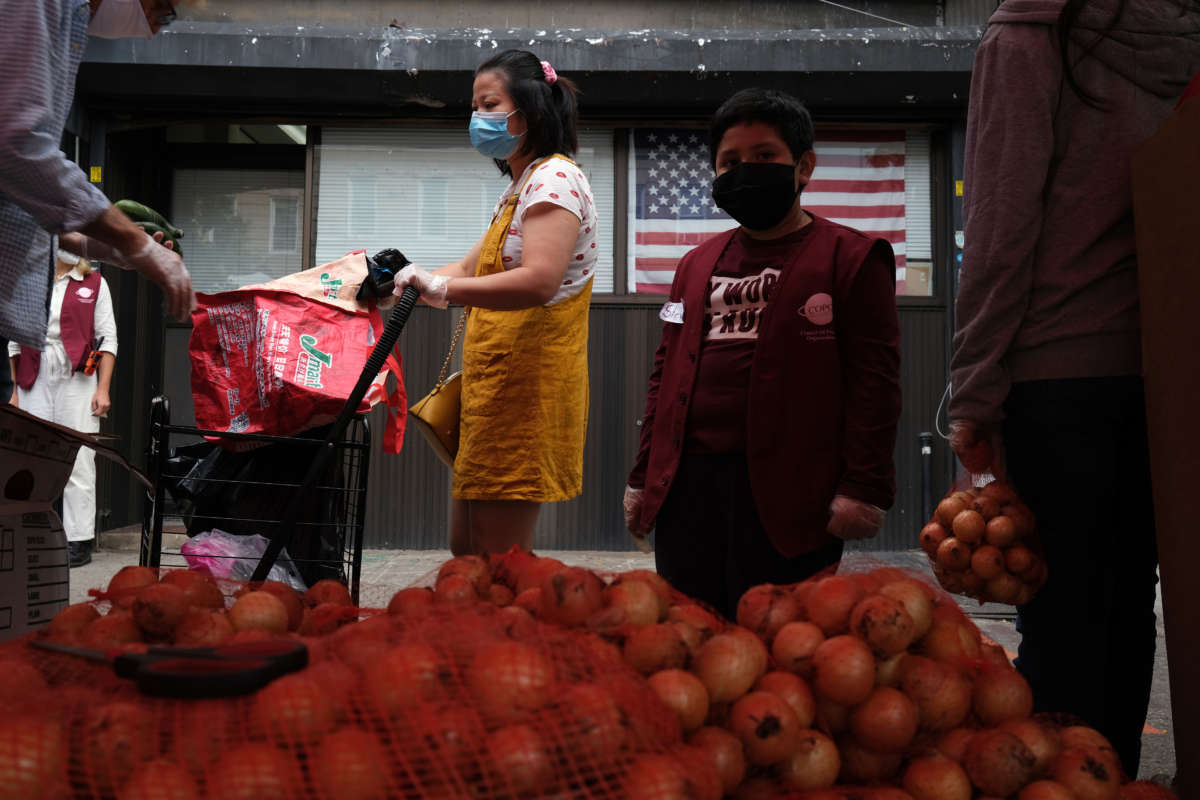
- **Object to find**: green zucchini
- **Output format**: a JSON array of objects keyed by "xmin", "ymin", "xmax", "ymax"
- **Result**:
[
  {"xmin": 135, "ymin": 222, "xmax": 183, "ymax": 257},
  {"xmin": 117, "ymin": 199, "xmax": 184, "ymax": 239}
]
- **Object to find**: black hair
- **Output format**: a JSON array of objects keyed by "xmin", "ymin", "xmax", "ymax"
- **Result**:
[
  {"xmin": 707, "ymin": 88, "xmax": 814, "ymax": 169},
  {"xmin": 475, "ymin": 50, "xmax": 580, "ymax": 177}
]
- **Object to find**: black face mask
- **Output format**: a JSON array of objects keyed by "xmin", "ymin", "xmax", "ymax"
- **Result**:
[{"xmin": 711, "ymin": 162, "xmax": 801, "ymax": 231}]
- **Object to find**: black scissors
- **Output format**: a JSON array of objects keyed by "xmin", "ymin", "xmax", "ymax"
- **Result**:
[{"xmin": 32, "ymin": 639, "xmax": 308, "ymax": 698}]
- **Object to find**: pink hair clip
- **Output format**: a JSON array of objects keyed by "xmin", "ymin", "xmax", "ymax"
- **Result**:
[{"xmin": 541, "ymin": 60, "xmax": 558, "ymax": 85}]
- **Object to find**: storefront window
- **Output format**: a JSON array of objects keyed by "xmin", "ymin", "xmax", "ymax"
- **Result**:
[
  {"xmin": 171, "ymin": 168, "xmax": 305, "ymax": 293},
  {"xmin": 315, "ymin": 127, "xmax": 616, "ymax": 292},
  {"xmin": 627, "ymin": 127, "xmax": 935, "ymax": 297}
]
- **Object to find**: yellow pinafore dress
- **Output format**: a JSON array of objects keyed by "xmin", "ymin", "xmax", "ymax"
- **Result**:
[{"xmin": 452, "ymin": 156, "xmax": 592, "ymax": 502}]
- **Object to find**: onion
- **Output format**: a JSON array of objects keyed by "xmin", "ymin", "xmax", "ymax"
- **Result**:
[
  {"xmin": 309, "ymin": 727, "xmax": 391, "ymax": 800},
  {"xmin": 737, "ymin": 584, "xmax": 801, "ymax": 643},
  {"xmin": 252, "ymin": 581, "xmax": 304, "ymax": 630},
  {"xmin": 537, "ymin": 566, "xmax": 605, "ymax": 626},
  {"xmin": 754, "ymin": 671, "xmax": 815, "ymax": 728},
  {"xmin": 437, "ymin": 554, "xmax": 492, "ymax": 596},
  {"xmin": 298, "ymin": 602, "xmax": 357, "ymax": 636},
  {"xmin": 973, "ymin": 494, "xmax": 1003, "ymax": 520},
  {"xmin": 434, "ymin": 573, "xmax": 479, "ymax": 605},
  {"xmin": 82, "ymin": 612, "xmax": 143, "ymax": 649},
  {"xmin": 921, "ymin": 522, "xmax": 950, "ymax": 557},
  {"xmin": 728, "ymin": 691, "xmax": 802, "ymax": 766},
  {"xmin": 936, "ymin": 538, "xmax": 973, "ymax": 572},
  {"xmin": 618, "ymin": 570, "xmax": 674, "ymax": 619},
  {"xmin": 668, "ymin": 604, "xmax": 722, "ymax": 640},
  {"xmin": 850, "ymin": 593, "xmax": 917, "ymax": 657},
  {"xmin": 387, "ymin": 586, "xmax": 435, "ymax": 617},
  {"xmin": 920, "ymin": 620, "xmax": 982, "ymax": 665},
  {"xmin": 899, "ymin": 655, "xmax": 973, "ymax": 731},
  {"xmin": 488, "ymin": 583, "xmax": 515, "ymax": 606},
  {"xmin": 1020, "ymin": 780, "xmax": 1083, "ymax": 799},
  {"xmin": 487, "ymin": 724, "xmax": 556, "ymax": 796},
  {"xmin": 973, "ymin": 664, "xmax": 1034, "ymax": 725},
  {"xmin": 999, "ymin": 718, "xmax": 1062, "ymax": 777},
  {"xmin": 876, "ymin": 652, "xmax": 907, "ymax": 687},
  {"xmin": 172, "ymin": 608, "xmax": 234, "ymax": 646},
  {"xmin": 849, "ymin": 687, "xmax": 919, "ymax": 753},
  {"xmin": 806, "ymin": 576, "xmax": 865, "ymax": 635},
  {"xmin": 203, "ymin": 743, "xmax": 303, "ymax": 800},
  {"xmin": 981, "ymin": 480, "xmax": 1020, "ymax": 505},
  {"xmin": 514, "ymin": 587, "xmax": 542, "ymax": 613},
  {"xmin": 229, "ymin": 591, "xmax": 289, "ymax": 634},
  {"xmin": 515, "ymin": 557, "xmax": 565, "ymax": 596},
  {"xmin": 812, "ymin": 634, "xmax": 876, "ymax": 706},
  {"xmin": 468, "ymin": 641, "xmax": 554, "ymax": 725},
  {"xmin": 951, "ymin": 509, "xmax": 986, "ymax": 544},
  {"xmin": 303, "ymin": 579, "xmax": 352, "ymax": 608},
  {"xmin": 160, "ymin": 568, "xmax": 225, "ymax": 610},
  {"xmin": 45, "ymin": 602, "xmax": 100, "ymax": 643},
  {"xmin": 364, "ymin": 643, "xmax": 443, "ymax": 716},
  {"xmin": 902, "ymin": 755, "xmax": 973, "ymax": 800},
  {"xmin": 692, "ymin": 631, "xmax": 768, "ymax": 703},
  {"xmin": 814, "ymin": 696, "xmax": 851, "ymax": 735},
  {"xmin": 963, "ymin": 729, "xmax": 1037, "ymax": 797},
  {"xmin": 776, "ymin": 729, "xmax": 840, "ymax": 792},
  {"xmin": 625, "ymin": 752, "xmax": 719, "ymax": 800},
  {"xmin": 488, "ymin": 544, "xmax": 538, "ymax": 589},
  {"xmin": 837, "ymin": 734, "xmax": 903, "ymax": 783},
  {"xmin": 735, "ymin": 777, "xmax": 787, "ymax": 800},
  {"xmin": 674, "ymin": 745, "xmax": 727, "ymax": 800},
  {"xmin": 1050, "ymin": 747, "xmax": 1122, "ymax": 800},
  {"xmin": 131, "ymin": 583, "xmax": 189, "ymax": 639},
  {"xmin": 970, "ymin": 545, "xmax": 1007, "ymax": 582},
  {"xmin": 555, "ymin": 683, "xmax": 627, "ymax": 760},
  {"xmin": 985, "ymin": 516, "xmax": 1018, "ymax": 547},
  {"xmin": 688, "ymin": 727, "xmax": 747, "ymax": 796},
  {"xmin": 117, "ymin": 759, "xmax": 201, "ymax": 800},
  {"xmin": 250, "ymin": 672, "xmax": 337, "ymax": 746},
  {"xmin": 936, "ymin": 727, "xmax": 977, "ymax": 762},
  {"xmin": 648, "ymin": 669, "xmax": 709, "ymax": 731},
  {"xmin": 986, "ymin": 573, "xmax": 1024, "ymax": 605},
  {"xmin": 1118, "ymin": 781, "xmax": 1179, "ymax": 799},
  {"xmin": 771, "ymin": 620, "xmax": 824, "ymax": 677},
  {"xmin": 81, "ymin": 701, "xmax": 158, "ymax": 795},
  {"xmin": 105, "ymin": 566, "xmax": 158, "ymax": 602},
  {"xmin": 624, "ymin": 623, "xmax": 690, "ymax": 675},
  {"xmin": 602, "ymin": 579, "xmax": 662, "ymax": 628},
  {"xmin": 879, "ymin": 579, "xmax": 935, "ymax": 639},
  {"xmin": 936, "ymin": 496, "xmax": 968, "ymax": 528}
]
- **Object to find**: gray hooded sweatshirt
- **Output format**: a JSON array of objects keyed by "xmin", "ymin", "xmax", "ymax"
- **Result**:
[{"xmin": 949, "ymin": 0, "xmax": 1200, "ymax": 424}]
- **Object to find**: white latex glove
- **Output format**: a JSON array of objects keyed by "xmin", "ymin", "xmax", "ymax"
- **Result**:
[
  {"xmin": 393, "ymin": 264, "xmax": 450, "ymax": 309},
  {"xmin": 826, "ymin": 494, "xmax": 886, "ymax": 541},
  {"xmin": 623, "ymin": 485, "xmax": 653, "ymax": 553},
  {"xmin": 125, "ymin": 236, "xmax": 196, "ymax": 321}
]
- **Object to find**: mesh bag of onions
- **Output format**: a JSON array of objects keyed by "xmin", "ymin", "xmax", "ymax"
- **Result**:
[
  {"xmin": 920, "ymin": 478, "xmax": 1049, "ymax": 606},
  {"xmin": 0, "ymin": 551, "xmax": 1170, "ymax": 799}
]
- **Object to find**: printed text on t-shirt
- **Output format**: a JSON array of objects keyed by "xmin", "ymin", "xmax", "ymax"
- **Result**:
[{"xmin": 703, "ymin": 267, "xmax": 781, "ymax": 340}]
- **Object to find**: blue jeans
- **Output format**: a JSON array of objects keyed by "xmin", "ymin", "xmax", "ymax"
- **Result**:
[{"xmin": 1005, "ymin": 376, "xmax": 1158, "ymax": 779}]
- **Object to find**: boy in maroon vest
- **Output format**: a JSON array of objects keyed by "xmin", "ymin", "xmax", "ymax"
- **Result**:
[{"xmin": 623, "ymin": 89, "xmax": 902, "ymax": 618}]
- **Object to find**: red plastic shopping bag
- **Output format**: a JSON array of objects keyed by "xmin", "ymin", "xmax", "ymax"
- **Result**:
[{"xmin": 189, "ymin": 288, "xmax": 405, "ymax": 451}]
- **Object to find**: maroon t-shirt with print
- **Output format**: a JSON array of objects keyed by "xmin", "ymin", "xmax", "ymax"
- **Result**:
[{"xmin": 684, "ymin": 224, "xmax": 816, "ymax": 453}]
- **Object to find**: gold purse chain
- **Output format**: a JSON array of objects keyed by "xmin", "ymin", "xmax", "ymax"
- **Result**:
[{"xmin": 434, "ymin": 309, "xmax": 468, "ymax": 388}]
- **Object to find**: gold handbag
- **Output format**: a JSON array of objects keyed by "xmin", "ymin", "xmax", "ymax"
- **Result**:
[{"xmin": 408, "ymin": 310, "xmax": 467, "ymax": 466}]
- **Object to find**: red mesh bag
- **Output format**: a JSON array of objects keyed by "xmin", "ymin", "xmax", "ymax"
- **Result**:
[{"xmin": 919, "ymin": 478, "xmax": 1048, "ymax": 606}]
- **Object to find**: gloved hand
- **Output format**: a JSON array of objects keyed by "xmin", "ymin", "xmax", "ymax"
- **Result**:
[
  {"xmin": 623, "ymin": 485, "xmax": 653, "ymax": 553},
  {"xmin": 393, "ymin": 264, "xmax": 450, "ymax": 309},
  {"xmin": 826, "ymin": 494, "xmax": 886, "ymax": 541},
  {"xmin": 948, "ymin": 419, "xmax": 1006, "ymax": 478},
  {"xmin": 125, "ymin": 235, "xmax": 196, "ymax": 321}
]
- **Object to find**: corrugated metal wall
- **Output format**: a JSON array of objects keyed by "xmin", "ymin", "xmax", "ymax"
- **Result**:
[{"xmin": 362, "ymin": 304, "xmax": 951, "ymax": 552}]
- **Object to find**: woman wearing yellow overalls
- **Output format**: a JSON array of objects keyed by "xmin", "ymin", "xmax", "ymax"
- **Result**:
[{"xmin": 393, "ymin": 50, "xmax": 597, "ymax": 556}]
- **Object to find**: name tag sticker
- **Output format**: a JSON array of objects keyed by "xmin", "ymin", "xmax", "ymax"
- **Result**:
[{"xmin": 659, "ymin": 301, "xmax": 684, "ymax": 324}]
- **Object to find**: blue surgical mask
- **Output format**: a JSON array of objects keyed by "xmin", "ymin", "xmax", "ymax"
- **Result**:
[{"xmin": 469, "ymin": 110, "xmax": 523, "ymax": 159}]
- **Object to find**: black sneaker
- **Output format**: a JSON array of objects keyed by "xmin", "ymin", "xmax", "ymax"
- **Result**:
[{"xmin": 68, "ymin": 540, "xmax": 92, "ymax": 568}]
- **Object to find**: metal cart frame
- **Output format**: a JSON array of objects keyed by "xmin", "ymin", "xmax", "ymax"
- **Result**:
[{"xmin": 139, "ymin": 396, "xmax": 371, "ymax": 603}]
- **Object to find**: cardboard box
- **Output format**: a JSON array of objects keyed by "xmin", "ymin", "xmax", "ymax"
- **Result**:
[
  {"xmin": 1133, "ymin": 96, "xmax": 1200, "ymax": 796},
  {"xmin": 0, "ymin": 405, "xmax": 149, "ymax": 642}
]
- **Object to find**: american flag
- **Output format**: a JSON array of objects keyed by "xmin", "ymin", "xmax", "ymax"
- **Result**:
[{"xmin": 628, "ymin": 128, "xmax": 909, "ymax": 294}]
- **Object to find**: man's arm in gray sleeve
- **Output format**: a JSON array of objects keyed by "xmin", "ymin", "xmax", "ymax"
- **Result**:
[{"xmin": 0, "ymin": 2, "xmax": 110, "ymax": 234}]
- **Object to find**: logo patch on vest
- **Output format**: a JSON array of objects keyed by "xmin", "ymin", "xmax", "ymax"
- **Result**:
[
  {"xmin": 798, "ymin": 293, "xmax": 835, "ymax": 342},
  {"xmin": 75, "ymin": 285, "xmax": 96, "ymax": 303}
]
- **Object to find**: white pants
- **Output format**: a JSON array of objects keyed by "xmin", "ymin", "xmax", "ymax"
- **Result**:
[{"xmin": 18, "ymin": 366, "xmax": 99, "ymax": 542}]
